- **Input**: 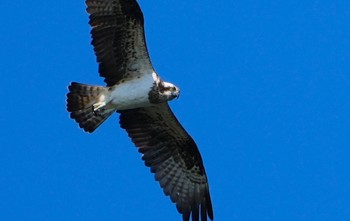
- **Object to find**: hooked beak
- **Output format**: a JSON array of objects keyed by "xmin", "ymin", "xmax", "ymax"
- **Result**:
[{"xmin": 176, "ymin": 90, "xmax": 180, "ymax": 99}]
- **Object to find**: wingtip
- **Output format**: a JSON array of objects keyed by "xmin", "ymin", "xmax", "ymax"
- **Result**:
[{"xmin": 206, "ymin": 188, "xmax": 214, "ymax": 220}]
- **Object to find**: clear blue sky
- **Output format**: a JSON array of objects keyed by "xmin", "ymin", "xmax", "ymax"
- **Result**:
[{"xmin": 1, "ymin": 0, "xmax": 350, "ymax": 220}]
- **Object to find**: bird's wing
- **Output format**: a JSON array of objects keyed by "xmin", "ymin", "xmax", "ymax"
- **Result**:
[
  {"xmin": 118, "ymin": 103, "xmax": 214, "ymax": 221},
  {"xmin": 86, "ymin": 0, "xmax": 153, "ymax": 86}
]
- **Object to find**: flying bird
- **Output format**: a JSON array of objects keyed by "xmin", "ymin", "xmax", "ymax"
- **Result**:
[{"xmin": 66, "ymin": 1, "xmax": 213, "ymax": 220}]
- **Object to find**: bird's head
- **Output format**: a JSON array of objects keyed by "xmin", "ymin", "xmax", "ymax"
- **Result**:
[{"xmin": 159, "ymin": 81, "xmax": 180, "ymax": 101}]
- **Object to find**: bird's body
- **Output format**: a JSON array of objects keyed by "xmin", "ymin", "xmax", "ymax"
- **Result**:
[
  {"xmin": 68, "ymin": 71, "xmax": 179, "ymax": 132},
  {"xmin": 103, "ymin": 72, "xmax": 157, "ymax": 110},
  {"xmin": 66, "ymin": 1, "xmax": 213, "ymax": 220}
]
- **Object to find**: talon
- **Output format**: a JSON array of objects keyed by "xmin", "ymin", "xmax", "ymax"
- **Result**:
[
  {"xmin": 93, "ymin": 102, "xmax": 106, "ymax": 111},
  {"xmin": 93, "ymin": 108, "xmax": 100, "ymax": 116},
  {"xmin": 92, "ymin": 102, "xmax": 106, "ymax": 116}
]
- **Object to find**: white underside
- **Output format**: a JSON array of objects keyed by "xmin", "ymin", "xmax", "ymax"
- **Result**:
[{"xmin": 104, "ymin": 71, "xmax": 158, "ymax": 110}]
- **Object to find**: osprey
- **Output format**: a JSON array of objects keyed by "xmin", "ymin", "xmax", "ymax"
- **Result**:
[{"xmin": 66, "ymin": 1, "xmax": 213, "ymax": 221}]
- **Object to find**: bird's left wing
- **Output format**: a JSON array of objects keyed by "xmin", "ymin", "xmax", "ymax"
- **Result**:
[{"xmin": 118, "ymin": 103, "xmax": 214, "ymax": 221}]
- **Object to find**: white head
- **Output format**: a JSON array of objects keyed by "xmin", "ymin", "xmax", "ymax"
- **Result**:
[{"xmin": 158, "ymin": 81, "xmax": 180, "ymax": 101}]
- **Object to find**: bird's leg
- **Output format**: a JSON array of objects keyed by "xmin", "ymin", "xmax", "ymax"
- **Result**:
[
  {"xmin": 93, "ymin": 101, "xmax": 106, "ymax": 111},
  {"xmin": 92, "ymin": 102, "xmax": 106, "ymax": 115}
]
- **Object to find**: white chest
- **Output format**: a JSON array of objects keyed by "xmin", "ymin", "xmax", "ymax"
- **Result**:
[{"xmin": 108, "ymin": 72, "xmax": 157, "ymax": 110}]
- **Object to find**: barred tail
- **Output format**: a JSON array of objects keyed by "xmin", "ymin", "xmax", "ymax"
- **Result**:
[{"xmin": 66, "ymin": 82, "xmax": 114, "ymax": 133}]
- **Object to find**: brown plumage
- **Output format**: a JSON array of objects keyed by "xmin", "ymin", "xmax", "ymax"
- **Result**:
[
  {"xmin": 67, "ymin": 82, "xmax": 114, "ymax": 132},
  {"xmin": 119, "ymin": 103, "xmax": 213, "ymax": 221},
  {"xmin": 66, "ymin": 1, "xmax": 214, "ymax": 220},
  {"xmin": 86, "ymin": 0, "xmax": 152, "ymax": 86}
]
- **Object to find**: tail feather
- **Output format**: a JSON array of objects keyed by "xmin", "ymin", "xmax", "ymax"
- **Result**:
[{"xmin": 66, "ymin": 82, "xmax": 114, "ymax": 133}]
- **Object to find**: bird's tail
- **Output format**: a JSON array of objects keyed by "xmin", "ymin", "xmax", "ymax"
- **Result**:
[{"xmin": 66, "ymin": 82, "xmax": 115, "ymax": 133}]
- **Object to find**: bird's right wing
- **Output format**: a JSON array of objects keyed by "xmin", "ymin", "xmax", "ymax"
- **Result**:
[{"xmin": 86, "ymin": 0, "xmax": 154, "ymax": 86}]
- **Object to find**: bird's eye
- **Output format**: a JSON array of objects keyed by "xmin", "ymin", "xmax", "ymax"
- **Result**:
[{"xmin": 170, "ymin": 87, "xmax": 176, "ymax": 92}]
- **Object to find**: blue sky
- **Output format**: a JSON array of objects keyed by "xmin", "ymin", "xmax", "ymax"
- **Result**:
[{"xmin": 1, "ymin": 0, "xmax": 350, "ymax": 220}]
